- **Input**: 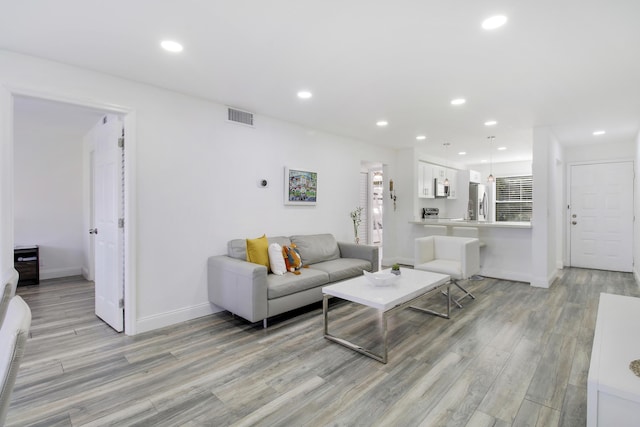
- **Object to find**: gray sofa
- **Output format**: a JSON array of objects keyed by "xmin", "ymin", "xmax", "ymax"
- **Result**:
[{"xmin": 208, "ymin": 233, "xmax": 379, "ymax": 327}]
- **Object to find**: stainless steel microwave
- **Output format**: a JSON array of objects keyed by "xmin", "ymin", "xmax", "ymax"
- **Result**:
[{"xmin": 434, "ymin": 179, "xmax": 449, "ymax": 198}]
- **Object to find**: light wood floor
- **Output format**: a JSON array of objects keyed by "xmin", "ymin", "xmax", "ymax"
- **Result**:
[{"xmin": 7, "ymin": 269, "xmax": 640, "ymax": 426}]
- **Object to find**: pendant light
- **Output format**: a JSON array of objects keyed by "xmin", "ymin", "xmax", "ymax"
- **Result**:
[
  {"xmin": 487, "ymin": 136, "xmax": 495, "ymax": 183},
  {"xmin": 443, "ymin": 142, "xmax": 451, "ymax": 186}
]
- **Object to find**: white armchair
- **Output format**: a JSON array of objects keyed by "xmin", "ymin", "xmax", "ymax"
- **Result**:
[
  {"xmin": 414, "ymin": 236, "xmax": 480, "ymax": 307},
  {"xmin": 0, "ymin": 295, "xmax": 31, "ymax": 426},
  {"xmin": 0, "ymin": 269, "xmax": 19, "ymax": 327}
]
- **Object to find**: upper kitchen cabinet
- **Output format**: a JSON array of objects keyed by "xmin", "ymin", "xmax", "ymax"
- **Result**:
[
  {"xmin": 417, "ymin": 161, "xmax": 458, "ymax": 199},
  {"xmin": 433, "ymin": 165, "xmax": 446, "ymax": 183},
  {"xmin": 418, "ymin": 161, "xmax": 434, "ymax": 198},
  {"xmin": 469, "ymin": 169, "xmax": 482, "ymax": 184},
  {"xmin": 434, "ymin": 165, "xmax": 457, "ymax": 199},
  {"xmin": 446, "ymin": 169, "xmax": 457, "ymax": 199}
]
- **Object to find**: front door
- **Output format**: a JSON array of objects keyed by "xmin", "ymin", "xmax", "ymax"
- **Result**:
[
  {"xmin": 92, "ymin": 115, "xmax": 124, "ymax": 332},
  {"xmin": 569, "ymin": 161, "xmax": 634, "ymax": 272}
]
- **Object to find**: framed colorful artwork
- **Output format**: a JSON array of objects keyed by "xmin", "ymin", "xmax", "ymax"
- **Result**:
[{"xmin": 284, "ymin": 167, "xmax": 317, "ymax": 205}]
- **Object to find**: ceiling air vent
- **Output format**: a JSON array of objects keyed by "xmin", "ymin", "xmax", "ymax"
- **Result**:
[{"xmin": 227, "ymin": 107, "xmax": 254, "ymax": 127}]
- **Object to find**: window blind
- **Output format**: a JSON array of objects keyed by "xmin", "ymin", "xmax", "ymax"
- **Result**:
[{"xmin": 495, "ymin": 175, "xmax": 532, "ymax": 222}]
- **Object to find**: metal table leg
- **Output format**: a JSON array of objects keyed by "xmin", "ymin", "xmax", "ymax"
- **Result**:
[{"xmin": 323, "ymin": 281, "xmax": 450, "ymax": 364}]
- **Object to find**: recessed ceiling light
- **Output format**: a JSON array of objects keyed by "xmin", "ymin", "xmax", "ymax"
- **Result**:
[
  {"xmin": 497, "ymin": 146, "xmax": 507, "ymax": 151},
  {"xmin": 481, "ymin": 159, "xmax": 488, "ymax": 163},
  {"xmin": 484, "ymin": 120, "xmax": 498, "ymax": 126},
  {"xmin": 376, "ymin": 120, "xmax": 388, "ymax": 127},
  {"xmin": 160, "ymin": 40, "xmax": 183, "ymax": 53},
  {"xmin": 451, "ymin": 98, "xmax": 466, "ymax": 106},
  {"xmin": 458, "ymin": 152, "xmax": 467, "ymax": 155},
  {"xmin": 593, "ymin": 130, "xmax": 606, "ymax": 136},
  {"xmin": 297, "ymin": 90, "xmax": 312, "ymax": 99},
  {"xmin": 482, "ymin": 15, "xmax": 508, "ymax": 30},
  {"xmin": 416, "ymin": 135, "xmax": 426, "ymax": 140}
]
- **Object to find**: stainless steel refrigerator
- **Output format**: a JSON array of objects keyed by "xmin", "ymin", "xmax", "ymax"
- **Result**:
[{"xmin": 468, "ymin": 183, "xmax": 488, "ymax": 221}]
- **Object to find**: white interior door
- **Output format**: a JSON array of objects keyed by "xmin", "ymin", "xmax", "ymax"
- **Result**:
[
  {"xmin": 93, "ymin": 115, "xmax": 124, "ymax": 332},
  {"xmin": 569, "ymin": 161, "xmax": 634, "ymax": 272}
]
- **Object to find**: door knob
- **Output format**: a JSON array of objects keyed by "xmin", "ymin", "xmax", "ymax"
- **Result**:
[
  {"xmin": 572, "ymin": 221, "xmax": 577, "ymax": 225},
  {"xmin": 89, "ymin": 228, "xmax": 98, "ymax": 235}
]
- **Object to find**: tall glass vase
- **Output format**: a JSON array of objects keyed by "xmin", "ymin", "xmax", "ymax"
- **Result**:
[{"xmin": 353, "ymin": 222, "xmax": 360, "ymax": 244}]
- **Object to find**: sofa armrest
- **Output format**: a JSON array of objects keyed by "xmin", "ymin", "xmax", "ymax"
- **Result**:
[
  {"xmin": 460, "ymin": 238, "xmax": 480, "ymax": 279},
  {"xmin": 337, "ymin": 242, "xmax": 379, "ymax": 272},
  {"xmin": 415, "ymin": 236, "xmax": 435, "ymax": 266},
  {"xmin": 207, "ymin": 255, "xmax": 268, "ymax": 323}
]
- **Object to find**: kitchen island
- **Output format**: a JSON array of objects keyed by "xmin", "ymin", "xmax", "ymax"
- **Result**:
[
  {"xmin": 409, "ymin": 219, "xmax": 532, "ymax": 283},
  {"xmin": 409, "ymin": 219, "xmax": 531, "ymax": 229}
]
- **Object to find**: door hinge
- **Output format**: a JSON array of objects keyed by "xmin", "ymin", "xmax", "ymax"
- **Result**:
[
  {"xmin": 118, "ymin": 218, "xmax": 125, "ymax": 228},
  {"xmin": 118, "ymin": 137, "xmax": 124, "ymax": 148},
  {"xmin": 119, "ymin": 299, "xmax": 124, "ymax": 309}
]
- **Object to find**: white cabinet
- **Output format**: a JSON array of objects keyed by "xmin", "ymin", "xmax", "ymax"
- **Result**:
[
  {"xmin": 417, "ymin": 162, "xmax": 457, "ymax": 199},
  {"xmin": 436, "ymin": 166, "xmax": 457, "ymax": 199},
  {"xmin": 417, "ymin": 161, "xmax": 433, "ymax": 198},
  {"xmin": 469, "ymin": 169, "xmax": 482, "ymax": 184},
  {"xmin": 433, "ymin": 166, "xmax": 446, "ymax": 183},
  {"xmin": 587, "ymin": 293, "xmax": 640, "ymax": 427},
  {"xmin": 447, "ymin": 170, "xmax": 457, "ymax": 199}
]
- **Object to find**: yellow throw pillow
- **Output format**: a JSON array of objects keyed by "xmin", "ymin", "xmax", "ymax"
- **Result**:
[{"xmin": 246, "ymin": 234, "xmax": 269, "ymax": 269}]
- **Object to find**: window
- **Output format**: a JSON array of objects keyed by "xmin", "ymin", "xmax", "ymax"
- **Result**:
[{"xmin": 495, "ymin": 175, "xmax": 532, "ymax": 222}]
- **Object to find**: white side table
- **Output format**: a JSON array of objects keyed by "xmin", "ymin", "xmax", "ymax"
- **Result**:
[{"xmin": 587, "ymin": 293, "xmax": 640, "ymax": 427}]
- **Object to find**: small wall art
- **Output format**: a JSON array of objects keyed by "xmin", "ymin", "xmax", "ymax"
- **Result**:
[{"xmin": 284, "ymin": 167, "xmax": 317, "ymax": 205}]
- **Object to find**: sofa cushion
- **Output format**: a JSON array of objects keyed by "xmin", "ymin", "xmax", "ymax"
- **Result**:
[
  {"xmin": 308, "ymin": 258, "xmax": 372, "ymax": 282},
  {"xmin": 415, "ymin": 259, "xmax": 462, "ymax": 279},
  {"xmin": 290, "ymin": 234, "xmax": 340, "ymax": 265},
  {"xmin": 228, "ymin": 236, "xmax": 291, "ymax": 260},
  {"xmin": 266, "ymin": 269, "xmax": 329, "ymax": 299}
]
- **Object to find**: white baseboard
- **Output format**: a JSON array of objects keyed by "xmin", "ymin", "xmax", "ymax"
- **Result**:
[
  {"xmin": 135, "ymin": 302, "xmax": 222, "ymax": 334},
  {"xmin": 40, "ymin": 266, "xmax": 83, "ymax": 280},
  {"xmin": 480, "ymin": 268, "xmax": 532, "ymax": 284},
  {"xmin": 529, "ymin": 268, "xmax": 559, "ymax": 289}
]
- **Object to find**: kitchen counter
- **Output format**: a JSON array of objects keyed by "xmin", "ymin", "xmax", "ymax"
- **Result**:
[
  {"xmin": 406, "ymin": 218, "xmax": 533, "ymax": 283},
  {"xmin": 409, "ymin": 219, "xmax": 531, "ymax": 229}
]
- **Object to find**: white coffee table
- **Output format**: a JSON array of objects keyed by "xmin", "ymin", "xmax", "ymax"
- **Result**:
[{"xmin": 322, "ymin": 268, "xmax": 451, "ymax": 363}]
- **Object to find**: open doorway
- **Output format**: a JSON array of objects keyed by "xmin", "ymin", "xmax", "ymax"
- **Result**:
[
  {"xmin": 11, "ymin": 94, "xmax": 133, "ymax": 333},
  {"xmin": 359, "ymin": 162, "xmax": 384, "ymax": 248}
]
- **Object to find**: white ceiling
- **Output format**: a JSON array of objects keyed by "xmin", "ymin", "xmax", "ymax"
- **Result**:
[{"xmin": 2, "ymin": 0, "xmax": 640, "ymax": 165}]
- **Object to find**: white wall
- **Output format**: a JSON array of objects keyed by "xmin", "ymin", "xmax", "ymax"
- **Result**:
[
  {"xmin": 13, "ymin": 102, "xmax": 89, "ymax": 279},
  {"xmin": 387, "ymin": 148, "xmax": 414, "ymax": 265},
  {"xmin": 564, "ymin": 140, "xmax": 635, "ymax": 163},
  {"xmin": 0, "ymin": 50, "xmax": 396, "ymax": 333},
  {"xmin": 531, "ymin": 127, "xmax": 561, "ymax": 288},
  {"xmin": 0, "ymin": 84, "xmax": 13, "ymax": 288},
  {"xmin": 636, "ymin": 132, "xmax": 640, "ymax": 283},
  {"xmin": 466, "ymin": 160, "xmax": 533, "ymax": 180}
]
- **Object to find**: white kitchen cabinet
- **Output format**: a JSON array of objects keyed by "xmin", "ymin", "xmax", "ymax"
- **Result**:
[
  {"xmin": 417, "ymin": 161, "xmax": 434, "ymax": 198},
  {"xmin": 469, "ymin": 169, "xmax": 482, "ymax": 183},
  {"xmin": 433, "ymin": 165, "xmax": 446, "ymax": 183},
  {"xmin": 446, "ymin": 169, "xmax": 457, "ymax": 199},
  {"xmin": 418, "ymin": 162, "xmax": 457, "ymax": 199}
]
